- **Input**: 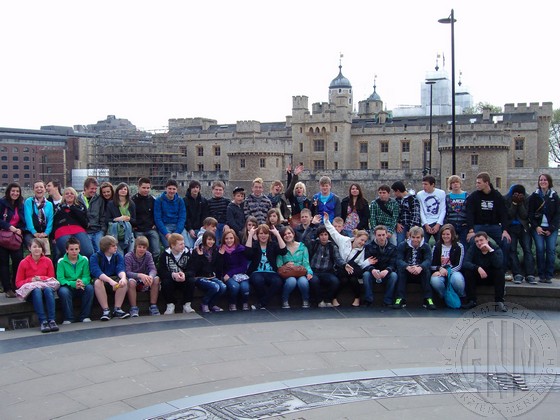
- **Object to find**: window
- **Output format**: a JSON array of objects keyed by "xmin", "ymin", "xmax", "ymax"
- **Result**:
[
  {"xmin": 515, "ymin": 138, "xmax": 524, "ymax": 150},
  {"xmin": 197, "ymin": 163, "xmax": 204, "ymax": 171},
  {"xmin": 13, "ymin": 147, "xmax": 18, "ymax": 153},
  {"xmin": 313, "ymin": 139, "xmax": 324, "ymax": 152},
  {"xmin": 179, "ymin": 146, "xmax": 187, "ymax": 156},
  {"xmin": 334, "ymin": 142, "xmax": 338, "ymax": 152},
  {"xmin": 23, "ymin": 147, "xmax": 29, "ymax": 152},
  {"xmin": 1, "ymin": 165, "xmax": 6, "ymax": 170},
  {"xmin": 0, "ymin": 146, "xmax": 6, "ymax": 152},
  {"xmin": 214, "ymin": 146, "xmax": 221, "ymax": 156},
  {"xmin": 260, "ymin": 158, "xmax": 266, "ymax": 168},
  {"xmin": 13, "ymin": 173, "xmax": 19, "ymax": 179},
  {"xmin": 1, "ymin": 174, "xmax": 7, "ymax": 179},
  {"xmin": 13, "ymin": 165, "xmax": 18, "ymax": 170},
  {"xmin": 240, "ymin": 158, "xmax": 246, "ymax": 168},
  {"xmin": 360, "ymin": 161, "xmax": 368, "ymax": 170},
  {"xmin": 214, "ymin": 163, "xmax": 221, "ymax": 171},
  {"xmin": 334, "ymin": 162, "xmax": 338, "ymax": 170},
  {"xmin": 24, "ymin": 174, "xmax": 30, "ymax": 179},
  {"xmin": 197, "ymin": 146, "xmax": 204, "ymax": 157},
  {"xmin": 496, "ymin": 177, "xmax": 502, "ymax": 189},
  {"xmin": 515, "ymin": 159, "xmax": 524, "ymax": 168},
  {"xmin": 380, "ymin": 142, "xmax": 389, "ymax": 153},
  {"xmin": 313, "ymin": 160, "xmax": 325, "ymax": 171},
  {"xmin": 471, "ymin": 154, "xmax": 479, "ymax": 166},
  {"xmin": 402, "ymin": 161, "xmax": 410, "ymax": 170},
  {"xmin": 1, "ymin": 156, "xmax": 6, "ymax": 161},
  {"xmin": 47, "ymin": 167, "xmax": 52, "ymax": 174},
  {"xmin": 380, "ymin": 161, "xmax": 389, "ymax": 170},
  {"xmin": 12, "ymin": 156, "xmax": 18, "ymax": 161},
  {"xmin": 401, "ymin": 141, "xmax": 410, "ymax": 153},
  {"xmin": 359, "ymin": 143, "xmax": 368, "ymax": 153},
  {"xmin": 299, "ymin": 143, "xmax": 303, "ymax": 152},
  {"xmin": 23, "ymin": 156, "xmax": 30, "ymax": 161}
]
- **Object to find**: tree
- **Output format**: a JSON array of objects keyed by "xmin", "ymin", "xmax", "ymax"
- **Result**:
[
  {"xmin": 463, "ymin": 102, "xmax": 502, "ymax": 114},
  {"xmin": 548, "ymin": 109, "xmax": 560, "ymax": 164}
]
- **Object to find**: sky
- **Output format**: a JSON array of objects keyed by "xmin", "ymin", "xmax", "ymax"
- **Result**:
[{"xmin": 1, "ymin": 0, "xmax": 557, "ymax": 132}]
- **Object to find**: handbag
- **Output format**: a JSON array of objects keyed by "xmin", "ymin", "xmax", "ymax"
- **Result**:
[
  {"xmin": 16, "ymin": 277, "xmax": 60, "ymax": 300},
  {"xmin": 278, "ymin": 264, "xmax": 307, "ymax": 279},
  {"xmin": 444, "ymin": 268, "xmax": 462, "ymax": 309},
  {"xmin": 0, "ymin": 230, "xmax": 23, "ymax": 251}
]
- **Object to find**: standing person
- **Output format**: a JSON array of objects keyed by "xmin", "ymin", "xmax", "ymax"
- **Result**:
[
  {"xmin": 285, "ymin": 164, "xmax": 311, "ymax": 228},
  {"xmin": 245, "ymin": 224, "xmax": 287, "ymax": 309},
  {"xmin": 206, "ymin": 181, "xmax": 230, "ymax": 244},
  {"xmin": 528, "ymin": 173, "xmax": 560, "ymax": 283},
  {"xmin": 132, "ymin": 177, "xmax": 161, "ymax": 261},
  {"xmin": 15, "ymin": 238, "xmax": 59, "ymax": 333},
  {"xmin": 244, "ymin": 177, "xmax": 272, "ymax": 225},
  {"xmin": 0, "ymin": 183, "xmax": 25, "ymax": 298},
  {"xmin": 220, "ymin": 229, "xmax": 250, "ymax": 311},
  {"xmin": 78, "ymin": 177, "xmax": 106, "ymax": 253},
  {"xmin": 391, "ymin": 181, "xmax": 421, "ymax": 245},
  {"xmin": 184, "ymin": 180, "xmax": 208, "ymax": 249},
  {"xmin": 341, "ymin": 183, "xmax": 370, "ymax": 236},
  {"xmin": 505, "ymin": 184, "xmax": 536, "ymax": 284},
  {"xmin": 23, "ymin": 180, "xmax": 54, "ymax": 254},
  {"xmin": 56, "ymin": 237, "xmax": 93, "ymax": 324},
  {"xmin": 445, "ymin": 175, "xmax": 469, "ymax": 247},
  {"xmin": 462, "ymin": 232, "xmax": 506, "ymax": 311},
  {"xmin": 226, "ymin": 187, "xmax": 246, "ymax": 239},
  {"xmin": 369, "ymin": 185, "xmax": 399, "ymax": 245},
  {"xmin": 312, "ymin": 176, "xmax": 341, "ymax": 222},
  {"xmin": 154, "ymin": 179, "xmax": 187, "ymax": 249},
  {"xmin": 106, "ymin": 183, "xmax": 136, "ymax": 254},
  {"xmin": 53, "ymin": 187, "xmax": 93, "ymax": 257},
  {"xmin": 46, "ymin": 179, "xmax": 63, "ymax": 212},
  {"xmin": 416, "ymin": 175, "xmax": 446, "ymax": 244},
  {"xmin": 99, "ymin": 182, "xmax": 114, "ymax": 233},
  {"xmin": 268, "ymin": 180, "xmax": 290, "ymax": 223}
]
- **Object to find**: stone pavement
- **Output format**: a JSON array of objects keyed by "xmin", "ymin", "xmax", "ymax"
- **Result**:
[{"xmin": 0, "ymin": 305, "xmax": 559, "ymax": 419}]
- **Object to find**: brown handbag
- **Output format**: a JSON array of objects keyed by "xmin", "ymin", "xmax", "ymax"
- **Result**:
[
  {"xmin": 0, "ymin": 230, "xmax": 23, "ymax": 251},
  {"xmin": 278, "ymin": 264, "xmax": 307, "ymax": 279}
]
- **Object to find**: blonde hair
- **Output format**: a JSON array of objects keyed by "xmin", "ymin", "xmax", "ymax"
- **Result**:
[
  {"xmin": 252, "ymin": 177, "xmax": 263, "ymax": 186},
  {"xmin": 447, "ymin": 175, "xmax": 462, "ymax": 190},
  {"xmin": 63, "ymin": 187, "xmax": 80, "ymax": 206}
]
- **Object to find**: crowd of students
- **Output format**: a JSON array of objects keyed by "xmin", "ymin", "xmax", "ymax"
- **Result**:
[{"xmin": 0, "ymin": 166, "xmax": 558, "ymax": 332}]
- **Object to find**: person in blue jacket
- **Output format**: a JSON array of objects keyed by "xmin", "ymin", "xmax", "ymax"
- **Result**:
[
  {"xmin": 154, "ymin": 179, "xmax": 187, "ymax": 248},
  {"xmin": 24, "ymin": 180, "xmax": 54, "ymax": 252}
]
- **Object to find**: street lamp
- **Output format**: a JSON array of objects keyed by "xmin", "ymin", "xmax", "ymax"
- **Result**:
[
  {"xmin": 439, "ymin": 9, "xmax": 457, "ymax": 175},
  {"xmin": 425, "ymin": 81, "xmax": 436, "ymax": 175}
]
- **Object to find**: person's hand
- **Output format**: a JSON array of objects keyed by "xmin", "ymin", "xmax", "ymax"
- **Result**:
[
  {"xmin": 249, "ymin": 226, "xmax": 257, "ymax": 236},
  {"xmin": 219, "ymin": 245, "xmax": 226, "ymax": 254},
  {"xmin": 286, "ymin": 163, "xmax": 292, "ymax": 173},
  {"xmin": 270, "ymin": 225, "xmax": 280, "ymax": 236},
  {"xmin": 76, "ymin": 279, "xmax": 84, "ymax": 290},
  {"xmin": 312, "ymin": 214, "xmax": 321, "ymax": 225},
  {"xmin": 165, "ymin": 233, "xmax": 171, "ymax": 239},
  {"xmin": 367, "ymin": 256, "xmax": 378, "ymax": 265},
  {"xmin": 478, "ymin": 267, "xmax": 488, "ymax": 279},
  {"xmin": 294, "ymin": 164, "xmax": 304, "ymax": 176},
  {"xmin": 306, "ymin": 273, "xmax": 313, "ymax": 280},
  {"xmin": 173, "ymin": 271, "xmax": 185, "ymax": 282},
  {"xmin": 396, "ymin": 223, "xmax": 404, "ymax": 233},
  {"xmin": 223, "ymin": 274, "xmax": 230, "ymax": 282},
  {"xmin": 502, "ymin": 230, "xmax": 511, "ymax": 243},
  {"xmin": 323, "ymin": 212, "xmax": 330, "ymax": 223},
  {"xmin": 118, "ymin": 278, "xmax": 127, "ymax": 288},
  {"xmin": 432, "ymin": 224, "xmax": 441, "ymax": 233},
  {"xmin": 196, "ymin": 247, "xmax": 203, "ymax": 255},
  {"xmin": 144, "ymin": 276, "xmax": 154, "ymax": 287},
  {"xmin": 189, "ymin": 229, "xmax": 197, "ymax": 239},
  {"xmin": 345, "ymin": 264, "xmax": 354, "ymax": 274},
  {"xmin": 466, "ymin": 231, "xmax": 475, "ymax": 242}
]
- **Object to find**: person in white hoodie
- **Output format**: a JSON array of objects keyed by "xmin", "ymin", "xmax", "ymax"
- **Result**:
[{"xmin": 323, "ymin": 212, "xmax": 370, "ymax": 307}]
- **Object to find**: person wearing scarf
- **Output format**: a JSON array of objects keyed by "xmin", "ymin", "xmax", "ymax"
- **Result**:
[
  {"xmin": 24, "ymin": 180, "xmax": 54, "ymax": 254},
  {"xmin": 219, "ymin": 229, "xmax": 250, "ymax": 311}
]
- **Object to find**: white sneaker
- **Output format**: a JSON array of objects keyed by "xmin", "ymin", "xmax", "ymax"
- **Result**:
[
  {"xmin": 82, "ymin": 318, "xmax": 92, "ymax": 323},
  {"xmin": 183, "ymin": 302, "xmax": 195, "ymax": 313},
  {"xmin": 62, "ymin": 320, "xmax": 72, "ymax": 325},
  {"xmin": 164, "ymin": 303, "xmax": 175, "ymax": 315}
]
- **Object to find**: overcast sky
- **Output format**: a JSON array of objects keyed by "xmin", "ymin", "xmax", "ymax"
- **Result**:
[{"xmin": 1, "ymin": 0, "xmax": 557, "ymax": 132}]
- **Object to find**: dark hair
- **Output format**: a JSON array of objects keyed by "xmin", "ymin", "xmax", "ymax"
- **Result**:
[
  {"xmin": 476, "ymin": 172, "xmax": 491, "ymax": 184},
  {"xmin": 316, "ymin": 225, "xmax": 328, "ymax": 236},
  {"xmin": 189, "ymin": 180, "xmax": 201, "ymax": 189},
  {"xmin": 391, "ymin": 181, "xmax": 406, "ymax": 193},
  {"xmin": 47, "ymin": 179, "xmax": 62, "ymax": 195},
  {"xmin": 202, "ymin": 230, "xmax": 216, "ymax": 248},
  {"xmin": 538, "ymin": 173, "xmax": 554, "ymax": 189},
  {"xmin": 138, "ymin": 177, "xmax": 151, "ymax": 186},
  {"xmin": 348, "ymin": 183, "xmax": 366, "ymax": 211},
  {"xmin": 165, "ymin": 179, "xmax": 178, "ymax": 188},
  {"xmin": 83, "ymin": 176, "xmax": 98, "ymax": 189},
  {"xmin": 422, "ymin": 175, "xmax": 436, "ymax": 186},
  {"xmin": 113, "ymin": 182, "xmax": 130, "ymax": 206},
  {"xmin": 65, "ymin": 237, "xmax": 81, "ymax": 249},
  {"xmin": 437, "ymin": 223, "xmax": 458, "ymax": 245},
  {"xmin": 280, "ymin": 225, "xmax": 296, "ymax": 239},
  {"xmin": 378, "ymin": 184, "xmax": 391, "ymax": 193},
  {"xmin": 474, "ymin": 231, "xmax": 488, "ymax": 240},
  {"xmin": 4, "ymin": 182, "xmax": 23, "ymax": 207}
]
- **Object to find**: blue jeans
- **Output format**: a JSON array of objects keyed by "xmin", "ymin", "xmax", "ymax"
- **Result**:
[
  {"xmin": 509, "ymin": 225, "xmax": 534, "ymax": 277},
  {"xmin": 27, "ymin": 287, "xmax": 56, "ymax": 323},
  {"xmin": 56, "ymin": 232, "xmax": 95, "ymax": 258},
  {"xmin": 88, "ymin": 230, "xmax": 103, "ymax": 254},
  {"xmin": 532, "ymin": 229, "xmax": 558, "ymax": 280},
  {"xmin": 225, "ymin": 278, "xmax": 250, "ymax": 304},
  {"xmin": 430, "ymin": 271, "xmax": 465, "ymax": 298},
  {"xmin": 134, "ymin": 229, "xmax": 161, "ymax": 261},
  {"xmin": 216, "ymin": 223, "xmax": 225, "ymax": 245},
  {"xmin": 249, "ymin": 271, "xmax": 282, "ymax": 307},
  {"xmin": 282, "ymin": 276, "xmax": 310, "ymax": 303},
  {"xmin": 310, "ymin": 271, "xmax": 339, "ymax": 303},
  {"xmin": 473, "ymin": 224, "xmax": 510, "ymax": 267},
  {"xmin": 184, "ymin": 230, "xmax": 198, "ymax": 249},
  {"xmin": 362, "ymin": 271, "xmax": 398, "ymax": 305},
  {"xmin": 57, "ymin": 284, "xmax": 94, "ymax": 322},
  {"xmin": 158, "ymin": 224, "xmax": 188, "ymax": 248},
  {"xmin": 195, "ymin": 277, "xmax": 226, "ymax": 306}
]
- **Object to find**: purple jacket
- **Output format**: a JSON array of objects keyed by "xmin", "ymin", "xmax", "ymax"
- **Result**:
[{"xmin": 222, "ymin": 245, "xmax": 249, "ymax": 278}]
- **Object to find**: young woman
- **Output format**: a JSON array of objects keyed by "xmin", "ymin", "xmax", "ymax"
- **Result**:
[
  {"xmin": 23, "ymin": 180, "xmax": 54, "ymax": 254},
  {"xmin": 245, "ymin": 224, "xmax": 287, "ymax": 309},
  {"xmin": 266, "ymin": 208, "xmax": 285, "ymax": 237},
  {"xmin": 324, "ymin": 212, "xmax": 370, "ymax": 307},
  {"xmin": 99, "ymin": 181, "xmax": 114, "ymax": 233},
  {"xmin": 429, "ymin": 224, "xmax": 465, "ymax": 306},
  {"xmin": 445, "ymin": 175, "xmax": 469, "ymax": 247},
  {"xmin": 190, "ymin": 231, "xmax": 226, "ymax": 313},
  {"xmin": 528, "ymin": 173, "xmax": 560, "ymax": 283},
  {"xmin": 276, "ymin": 226, "xmax": 313, "ymax": 309},
  {"xmin": 219, "ymin": 229, "xmax": 250, "ymax": 311},
  {"xmin": 15, "ymin": 238, "xmax": 59, "ymax": 333},
  {"xmin": 0, "ymin": 183, "xmax": 25, "ymax": 298},
  {"xmin": 106, "ymin": 182, "xmax": 136, "ymax": 253},
  {"xmin": 53, "ymin": 187, "xmax": 93, "ymax": 257},
  {"xmin": 285, "ymin": 164, "xmax": 311, "ymax": 228},
  {"xmin": 341, "ymin": 183, "xmax": 370, "ymax": 235},
  {"xmin": 240, "ymin": 216, "xmax": 258, "ymax": 244}
]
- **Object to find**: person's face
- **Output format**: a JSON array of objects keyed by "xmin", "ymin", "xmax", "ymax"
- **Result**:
[
  {"xmin": 224, "ymin": 233, "xmax": 235, "ymax": 247},
  {"xmin": 64, "ymin": 190, "xmax": 75, "ymax": 204},
  {"xmin": 190, "ymin": 185, "xmax": 200, "ymax": 197},
  {"xmin": 166, "ymin": 185, "xmax": 177, "ymax": 198},
  {"xmin": 138, "ymin": 183, "xmax": 151, "ymax": 196},
  {"xmin": 233, "ymin": 192, "xmax": 245, "ymax": 204},
  {"xmin": 205, "ymin": 236, "xmax": 216, "ymax": 248},
  {"xmin": 171, "ymin": 240, "xmax": 185, "ymax": 253},
  {"xmin": 319, "ymin": 231, "xmax": 329, "ymax": 245},
  {"xmin": 441, "ymin": 229, "xmax": 452, "ymax": 244},
  {"xmin": 246, "ymin": 221, "xmax": 256, "ymax": 231},
  {"xmin": 67, "ymin": 244, "xmax": 80, "ymax": 259},
  {"xmin": 272, "ymin": 184, "xmax": 282, "ymax": 195},
  {"xmin": 475, "ymin": 236, "xmax": 488, "ymax": 249},
  {"xmin": 257, "ymin": 230, "xmax": 269, "ymax": 243},
  {"xmin": 295, "ymin": 185, "xmax": 305, "ymax": 196},
  {"xmin": 118, "ymin": 186, "xmax": 128, "ymax": 198},
  {"xmin": 422, "ymin": 181, "xmax": 434, "ymax": 193},
  {"xmin": 378, "ymin": 190, "xmax": 389, "ymax": 201},
  {"xmin": 9, "ymin": 187, "xmax": 20, "ymax": 201},
  {"xmin": 353, "ymin": 234, "xmax": 368, "ymax": 248},
  {"xmin": 476, "ymin": 178, "xmax": 489, "ymax": 191},
  {"xmin": 106, "ymin": 243, "xmax": 118, "ymax": 255},
  {"xmin": 539, "ymin": 176, "xmax": 550, "ymax": 190},
  {"xmin": 30, "ymin": 242, "xmax": 43, "ymax": 257},
  {"xmin": 85, "ymin": 184, "xmax": 97, "ymax": 198},
  {"xmin": 393, "ymin": 189, "xmax": 404, "ymax": 198},
  {"xmin": 135, "ymin": 244, "xmax": 148, "ymax": 258},
  {"xmin": 212, "ymin": 186, "xmax": 224, "ymax": 198},
  {"xmin": 101, "ymin": 187, "xmax": 113, "ymax": 200},
  {"xmin": 300, "ymin": 212, "xmax": 310, "ymax": 225},
  {"xmin": 206, "ymin": 224, "xmax": 217, "ymax": 233},
  {"xmin": 410, "ymin": 234, "xmax": 422, "ymax": 248},
  {"xmin": 350, "ymin": 185, "xmax": 360, "ymax": 197},
  {"xmin": 282, "ymin": 229, "xmax": 294, "ymax": 243},
  {"xmin": 375, "ymin": 229, "xmax": 387, "ymax": 245},
  {"xmin": 252, "ymin": 183, "xmax": 263, "ymax": 196},
  {"xmin": 320, "ymin": 183, "xmax": 331, "ymax": 195},
  {"xmin": 333, "ymin": 221, "xmax": 343, "ymax": 233},
  {"xmin": 46, "ymin": 182, "xmax": 54, "ymax": 194},
  {"xmin": 450, "ymin": 181, "xmax": 461, "ymax": 191},
  {"xmin": 34, "ymin": 182, "xmax": 45, "ymax": 198},
  {"xmin": 268, "ymin": 212, "xmax": 278, "ymax": 225}
]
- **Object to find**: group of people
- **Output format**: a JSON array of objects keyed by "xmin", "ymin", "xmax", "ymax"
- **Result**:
[{"xmin": 0, "ymin": 166, "xmax": 557, "ymax": 333}]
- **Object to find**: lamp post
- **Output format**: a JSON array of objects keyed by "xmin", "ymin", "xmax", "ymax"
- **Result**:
[
  {"xmin": 425, "ymin": 81, "xmax": 435, "ymax": 175},
  {"xmin": 439, "ymin": 9, "xmax": 457, "ymax": 175}
]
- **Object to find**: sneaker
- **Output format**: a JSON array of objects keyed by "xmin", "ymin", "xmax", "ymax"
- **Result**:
[
  {"xmin": 302, "ymin": 300, "xmax": 310, "ymax": 309},
  {"xmin": 318, "ymin": 301, "xmax": 327, "ymax": 308},
  {"xmin": 538, "ymin": 277, "xmax": 552, "ymax": 284},
  {"xmin": 100, "ymin": 308, "xmax": 111, "ymax": 321},
  {"xmin": 423, "ymin": 298, "xmax": 436, "ymax": 310},
  {"xmin": 526, "ymin": 275, "xmax": 538, "ymax": 285},
  {"xmin": 211, "ymin": 305, "xmax": 223, "ymax": 312},
  {"xmin": 149, "ymin": 305, "xmax": 160, "ymax": 316},
  {"xmin": 282, "ymin": 301, "xmax": 291, "ymax": 309},
  {"xmin": 164, "ymin": 303, "xmax": 175, "ymax": 315},
  {"xmin": 242, "ymin": 303, "xmax": 250, "ymax": 311},
  {"xmin": 40, "ymin": 321, "xmax": 51, "ymax": 333},
  {"xmin": 130, "ymin": 306, "xmax": 140, "ymax": 317},
  {"xmin": 62, "ymin": 320, "xmax": 72, "ymax": 325},
  {"xmin": 82, "ymin": 318, "xmax": 92, "ymax": 323},
  {"xmin": 513, "ymin": 274, "xmax": 524, "ymax": 284},
  {"xmin": 48, "ymin": 320, "xmax": 59, "ymax": 332},
  {"xmin": 497, "ymin": 302, "xmax": 507, "ymax": 312},
  {"xmin": 113, "ymin": 308, "xmax": 130, "ymax": 319},
  {"xmin": 392, "ymin": 298, "xmax": 406, "ymax": 309},
  {"xmin": 505, "ymin": 273, "xmax": 513, "ymax": 282},
  {"xmin": 201, "ymin": 304, "xmax": 210, "ymax": 313},
  {"xmin": 461, "ymin": 300, "xmax": 477, "ymax": 310},
  {"xmin": 5, "ymin": 290, "xmax": 16, "ymax": 298},
  {"xmin": 229, "ymin": 304, "xmax": 237, "ymax": 312},
  {"xmin": 183, "ymin": 302, "xmax": 195, "ymax": 313}
]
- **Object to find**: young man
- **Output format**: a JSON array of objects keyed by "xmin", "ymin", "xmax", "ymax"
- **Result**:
[
  {"xmin": 312, "ymin": 176, "xmax": 341, "ymax": 222},
  {"xmin": 78, "ymin": 177, "xmax": 106, "ymax": 253},
  {"xmin": 294, "ymin": 208, "xmax": 319, "ymax": 242},
  {"xmin": 90, "ymin": 235, "xmax": 130, "ymax": 320},
  {"xmin": 244, "ymin": 177, "xmax": 272, "ymax": 225},
  {"xmin": 206, "ymin": 181, "xmax": 230, "ymax": 244},
  {"xmin": 369, "ymin": 185, "xmax": 400, "ymax": 245},
  {"xmin": 56, "ymin": 237, "xmax": 94, "ymax": 323},
  {"xmin": 158, "ymin": 233, "xmax": 196, "ymax": 314},
  {"xmin": 154, "ymin": 179, "xmax": 187, "ymax": 248},
  {"xmin": 462, "ymin": 231, "xmax": 506, "ymax": 312},
  {"xmin": 332, "ymin": 217, "xmax": 349, "ymax": 237},
  {"xmin": 416, "ymin": 175, "xmax": 446, "ymax": 243},
  {"xmin": 393, "ymin": 226, "xmax": 435, "ymax": 310},
  {"xmin": 391, "ymin": 181, "xmax": 421, "ymax": 245},
  {"xmin": 194, "ymin": 217, "xmax": 219, "ymax": 248},
  {"xmin": 363, "ymin": 225, "xmax": 398, "ymax": 306},
  {"xmin": 226, "ymin": 187, "xmax": 246, "ymax": 238},
  {"xmin": 184, "ymin": 180, "xmax": 208, "ymax": 249},
  {"xmin": 125, "ymin": 236, "xmax": 161, "ymax": 316},
  {"xmin": 131, "ymin": 177, "xmax": 161, "ymax": 261}
]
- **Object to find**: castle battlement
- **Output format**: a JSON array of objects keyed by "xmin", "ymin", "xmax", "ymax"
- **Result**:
[
  {"xmin": 504, "ymin": 102, "xmax": 553, "ymax": 115},
  {"xmin": 168, "ymin": 118, "xmax": 217, "ymax": 130},
  {"xmin": 236, "ymin": 120, "xmax": 261, "ymax": 133}
]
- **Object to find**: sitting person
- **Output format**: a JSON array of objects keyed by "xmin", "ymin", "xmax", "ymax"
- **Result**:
[
  {"xmin": 190, "ymin": 231, "xmax": 226, "ymax": 313},
  {"xmin": 462, "ymin": 231, "xmax": 506, "ymax": 311},
  {"xmin": 219, "ymin": 229, "xmax": 251, "ymax": 311},
  {"xmin": 125, "ymin": 236, "xmax": 161, "ymax": 317},
  {"xmin": 56, "ymin": 237, "xmax": 94, "ymax": 323},
  {"xmin": 393, "ymin": 226, "xmax": 435, "ymax": 310},
  {"xmin": 158, "ymin": 233, "xmax": 196, "ymax": 314},
  {"xmin": 362, "ymin": 225, "xmax": 398, "ymax": 307},
  {"xmin": 15, "ymin": 238, "xmax": 59, "ymax": 333},
  {"xmin": 294, "ymin": 208, "xmax": 318, "ymax": 242},
  {"xmin": 429, "ymin": 224, "xmax": 465, "ymax": 307},
  {"xmin": 240, "ymin": 216, "xmax": 258, "ymax": 244},
  {"xmin": 193, "ymin": 216, "xmax": 218, "ymax": 248},
  {"xmin": 90, "ymin": 235, "xmax": 130, "ymax": 320}
]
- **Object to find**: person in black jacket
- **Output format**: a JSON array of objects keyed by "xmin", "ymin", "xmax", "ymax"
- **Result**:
[
  {"xmin": 226, "ymin": 187, "xmax": 246, "ymax": 238},
  {"xmin": 184, "ymin": 180, "xmax": 208, "ymax": 249},
  {"xmin": 285, "ymin": 164, "xmax": 311, "ymax": 228},
  {"xmin": 53, "ymin": 187, "xmax": 93, "ymax": 257},
  {"xmin": 340, "ymin": 183, "xmax": 370, "ymax": 234},
  {"xmin": 0, "ymin": 183, "xmax": 25, "ymax": 297},
  {"xmin": 462, "ymin": 231, "xmax": 506, "ymax": 311},
  {"xmin": 131, "ymin": 177, "xmax": 160, "ymax": 261}
]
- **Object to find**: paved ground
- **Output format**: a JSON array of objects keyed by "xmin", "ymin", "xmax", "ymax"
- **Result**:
[{"xmin": 0, "ymin": 305, "xmax": 559, "ymax": 419}]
